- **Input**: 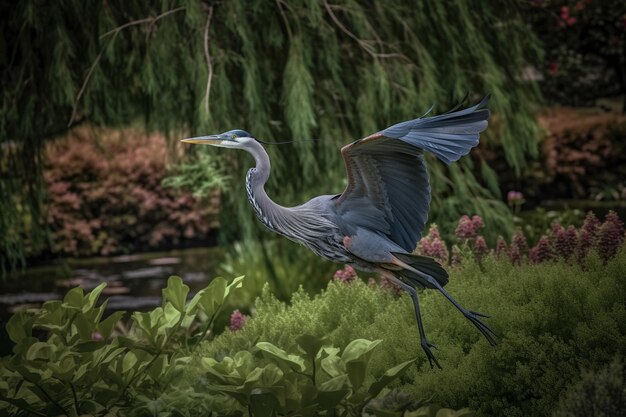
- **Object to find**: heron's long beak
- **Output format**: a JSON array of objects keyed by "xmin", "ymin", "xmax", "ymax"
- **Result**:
[{"xmin": 180, "ymin": 134, "xmax": 225, "ymax": 145}]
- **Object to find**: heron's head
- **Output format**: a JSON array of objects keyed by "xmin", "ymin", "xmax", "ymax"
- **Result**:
[{"xmin": 181, "ymin": 129, "xmax": 255, "ymax": 149}]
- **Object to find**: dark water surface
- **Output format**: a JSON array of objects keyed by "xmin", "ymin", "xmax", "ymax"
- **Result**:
[{"xmin": 0, "ymin": 247, "xmax": 223, "ymax": 354}]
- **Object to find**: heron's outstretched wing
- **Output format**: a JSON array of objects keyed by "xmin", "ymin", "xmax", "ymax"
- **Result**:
[{"xmin": 334, "ymin": 97, "xmax": 490, "ymax": 252}]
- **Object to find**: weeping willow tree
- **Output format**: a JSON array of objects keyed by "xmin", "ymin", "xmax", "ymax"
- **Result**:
[{"xmin": 1, "ymin": 0, "xmax": 541, "ymax": 271}]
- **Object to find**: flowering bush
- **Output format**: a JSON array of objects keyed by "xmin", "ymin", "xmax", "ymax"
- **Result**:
[
  {"xmin": 43, "ymin": 128, "xmax": 220, "ymax": 256},
  {"xmin": 411, "ymin": 211, "xmax": 625, "ymax": 268},
  {"xmin": 525, "ymin": 0, "xmax": 626, "ymax": 109}
]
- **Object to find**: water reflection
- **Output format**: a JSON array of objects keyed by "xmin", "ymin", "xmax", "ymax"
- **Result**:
[{"xmin": 0, "ymin": 247, "xmax": 223, "ymax": 320}]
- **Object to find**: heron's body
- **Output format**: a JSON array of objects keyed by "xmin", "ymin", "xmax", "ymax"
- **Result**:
[{"xmin": 183, "ymin": 97, "xmax": 497, "ymax": 368}]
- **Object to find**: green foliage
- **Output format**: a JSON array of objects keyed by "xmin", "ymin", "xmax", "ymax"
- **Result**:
[
  {"xmin": 1, "ymin": 0, "xmax": 542, "ymax": 271},
  {"xmin": 553, "ymin": 356, "xmax": 625, "ymax": 417},
  {"xmin": 0, "ymin": 274, "xmax": 244, "ymax": 416},
  {"xmin": 197, "ymin": 337, "xmax": 415, "ymax": 416},
  {"xmin": 162, "ymin": 147, "xmax": 230, "ymax": 199},
  {"xmin": 219, "ymin": 238, "xmax": 341, "ymax": 305},
  {"xmin": 200, "ymin": 248, "xmax": 626, "ymax": 417}
]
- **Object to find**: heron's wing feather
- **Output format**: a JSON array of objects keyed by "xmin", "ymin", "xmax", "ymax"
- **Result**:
[{"xmin": 335, "ymin": 97, "xmax": 490, "ymax": 252}]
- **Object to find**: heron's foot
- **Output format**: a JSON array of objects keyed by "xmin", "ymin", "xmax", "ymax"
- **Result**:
[
  {"xmin": 420, "ymin": 339, "xmax": 442, "ymax": 369},
  {"xmin": 464, "ymin": 310, "xmax": 498, "ymax": 346}
]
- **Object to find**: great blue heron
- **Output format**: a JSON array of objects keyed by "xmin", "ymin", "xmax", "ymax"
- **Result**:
[{"xmin": 182, "ymin": 97, "xmax": 496, "ymax": 368}]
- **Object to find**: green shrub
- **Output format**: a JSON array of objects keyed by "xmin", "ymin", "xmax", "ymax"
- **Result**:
[
  {"xmin": 0, "ymin": 275, "xmax": 244, "ymax": 416},
  {"xmin": 553, "ymin": 356, "xmax": 625, "ymax": 417},
  {"xmin": 198, "ymin": 248, "xmax": 626, "ymax": 417}
]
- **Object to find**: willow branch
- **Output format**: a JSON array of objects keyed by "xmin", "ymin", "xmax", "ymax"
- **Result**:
[
  {"xmin": 203, "ymin": 6, "xmax": 214, "ymax": 115},
  {"xmin": 322, "ymin": 0, "xmax": 411, "ymax": 63},
  {"xmin": 275, "ymin": 0, "xmax": 293, "ymax": 41},
  {"xmin": 99, "ymin": 6, "xmax": 185, "ymax": 39},
  {"xmin": 68, "ymin": 6, "xmax": 185, "ymax": 127}
]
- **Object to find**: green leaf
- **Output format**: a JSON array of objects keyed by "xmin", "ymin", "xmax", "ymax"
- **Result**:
[
  {"xmin": 346, "ymin": 360, "xmax": 367, "ymax": 390},
  {"xmin": 85, "ymin": 282, "xmax": 107, "ymax": 312},
  {"xmin": 319, "ymin": 374, "xmax": 348, "ymax": 392},
  {"xmin": 296, "ymin": 334, "xmax": 326, "ymax": 358},
  {"xmin": 6, "ymin": 312, "xmax": 32, "ymax": 344},
  {"xmin": 318, "ymin": 373, "xmax": 350, "ymax": 409},
  {"xmin": 123, "ymin": 351, "xmax": 138, "ymax": 374},
  {"xmin": 162, "ymin": 276, "xmax": 189, "ymax": 312},
  {"xmin": 63, "ymin": 286, "xmax": 84, "ymax": 308},
  {"xmin": 368, "ymin": 359, "xmax": 415, "ymax": 397},
  {"xmin": 341, "ymin": 339, "xmax": 382, "ymax": 364},
  {"xmin": 185, "ymin": 289, "xmax": 205, "ymax": 315},
  {"xmin": 256, "ymin": 342, "xmax": 305, "ymax": 372},
  {"xmin": 199, "ymin": 277, "xmax": 227, "ymax": 318},
  {"xmin": 25, "ymin": 342, "xmax": 52, "ymax": 361},
  {"xmin": 224, "ymin": 275, "xmax": 245, "ymax": 298},
  {"xmin": 260, "ymin": 363, "xmax": 284, "ymax": 386},
  {"xmin": 320, "ymin": 352, "xmax": 344, "ymax": 378},
  {"xmin": 97, "ymin": 310, "xmax": 125, "ymax": 339}
]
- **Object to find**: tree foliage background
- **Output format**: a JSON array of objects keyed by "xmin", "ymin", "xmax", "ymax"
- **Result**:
[{"xmin": 0, "ymin": 0, "xmax": 542, "ymax": 271}]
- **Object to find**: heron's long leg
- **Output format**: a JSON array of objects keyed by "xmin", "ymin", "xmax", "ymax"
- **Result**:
[
  {"xmin": 389, "ymin": 257, "xmax": 498, "ymax": 346},
  {"xmin": 380, "ymin": 270, "xmax": 442, "ymax": 369},
  {"xmin": 423, "ymin": 274, "xmax": 498, "ymax": 345}
]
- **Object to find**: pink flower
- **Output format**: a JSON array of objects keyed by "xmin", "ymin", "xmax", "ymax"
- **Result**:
[
  {"xmin": 529, "ymin": 236, "xmax": 555, "ymax": 263},
  {"xmin": 508, "ymin": 243, "xmax": 522, "ymax": 265},
  {"xmin": 596, "ymin": 211, "xmax": 625, "ymax": 263},
  {"xmin": 507, "ymin": 191, "xmax": 524, "ymax": 203},
  {"xmin": 577, "ymin": 211, "xmax": 600, "ymax": 262},
  {"xmin": 560, "ymin": 6, "xmax": 570, "ymax": 19},
  {"xmin": 512, "ymin": 230, "xmax": 529, "ymax": 256},
  {"xmin": 455, "ymin": 215, "xmax": 484, "ymax": 241},
  {"xmin": 495, "ymin": 236, "xmax": 508, "ymax": 259},
  {"xmin": 229, "ymin": 310, "xmax": 247, "ymax": 332},
  {"xmin": 91, "ymin": 331, "xmax": 104, "ymax": 341},
  {"xmin": 473, "ymin": 236, "xmax": 489, "ymax": 262},
  {"xmin": 416, "ymin": 224, "xmax": 449, "ymax": 265},
  {"xmin": 554, "ymin": 225, "xmax": 577, "ymax": 260},
  {"xmin": 333, "ymin": 265, "xmax": 357, "ymax": 283}
]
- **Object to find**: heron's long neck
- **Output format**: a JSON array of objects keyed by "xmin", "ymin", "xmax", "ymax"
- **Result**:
[{"xmin": 244, "ymin": 142, "xmax": 289, "ymax": 232}]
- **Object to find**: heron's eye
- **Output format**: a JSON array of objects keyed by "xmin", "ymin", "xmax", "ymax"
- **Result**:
[{"xmin": 231, "ymin": 134, "xmax": 237, "ymax": 140}]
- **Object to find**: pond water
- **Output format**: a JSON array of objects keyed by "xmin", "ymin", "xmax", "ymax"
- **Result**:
[{"xmin": 0, "ymin": 247, "xmax": 223, "ymax": 354}]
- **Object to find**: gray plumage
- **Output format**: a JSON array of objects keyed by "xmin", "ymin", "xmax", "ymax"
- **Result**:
[{"xmin": 182, "ymin": 97, "xmax": 497, "ymax": 368}]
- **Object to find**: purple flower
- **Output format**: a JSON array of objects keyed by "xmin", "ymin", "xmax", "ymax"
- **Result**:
[
  {"xmin": 554, "ymin": 225, "xmax": 577, "ymax": 260},
  {"xmin": 473, "ymin": 235, "xmax": 489, "ymax": 262},
  {"xmin": 512, "ymin": 230, "xmax": 529, "ymax": 256},
  {"xmin": 333, "ymin": 265, "xmax": 357, "ymax": 283},
  {"xmin": 229, "ymin": 310, "xmax": 247, "ymax": 332},
  {"xmin": 596, "ymin": 211, "xmax": 625, "ymax": 263},
  {"xmin": 507, "ymin": 191, "xmax": 524, "ymax": 203},
  {"xmin": 495, "ymin": 236, "xmax": 508, "ymax": 259},
  {"xmin": 508, "ymin": 243, "xmax": 522, "ymax": 265},
  {"xmin": 455, "ymin": 215, "xmax": 484, "ymax": 241},
  {"xmin": 91, "ymin": 331, "xmax": 104, "ymax": 341},
  {"xmin": 529, "ymin": 236, "xmax": 555, "ymax": 263},
  {"xmin": 416, "ymin": 224, "xmax": 449, "ymax": 265},
  {"xmin": 577, "ymin": 211, "xmax": 601, "ymax": 262}
]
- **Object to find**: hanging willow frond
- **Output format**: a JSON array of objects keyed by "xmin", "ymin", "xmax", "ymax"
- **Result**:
[{"xmin": 0, "ymin": 0, "xmax": 542, "ymax": 271}]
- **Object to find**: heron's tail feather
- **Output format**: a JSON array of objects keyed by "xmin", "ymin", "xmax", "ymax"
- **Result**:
[
  {"xmin": 382, "ymin": 96, "xmax": 490, "ymax": 165},
  {"xmin": 392, "ymin": 252, "xmax": 449, "ymax": 288}
]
